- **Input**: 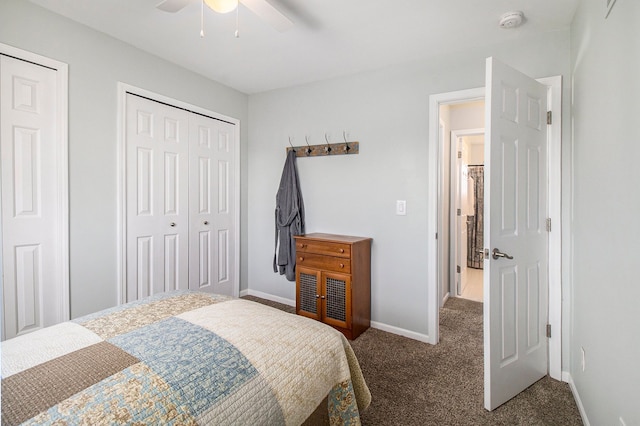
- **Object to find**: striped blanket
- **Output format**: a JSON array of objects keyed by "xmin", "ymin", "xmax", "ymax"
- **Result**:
[{"xmin": 1, "ymin": 291, "xmax": 370, "ymax": 425}]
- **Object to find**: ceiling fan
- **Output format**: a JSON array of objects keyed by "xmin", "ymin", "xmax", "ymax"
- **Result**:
[{"xmin": 156, "ymin": 0, "xmax": 293, "ymax": 32}]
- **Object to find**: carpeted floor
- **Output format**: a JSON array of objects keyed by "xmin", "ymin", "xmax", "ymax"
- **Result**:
[{"xmin": 242, "ymin": 295, "xmax": 583, "ymax": 425}]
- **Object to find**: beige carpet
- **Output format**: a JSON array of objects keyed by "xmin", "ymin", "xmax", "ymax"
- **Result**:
[{"xmin": 242, "ymin": 295, "xmax": 583, "ymax": 425}]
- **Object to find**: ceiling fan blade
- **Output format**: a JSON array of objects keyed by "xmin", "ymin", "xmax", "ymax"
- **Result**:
[
  {"xmin": 240, "ymin": 0, "xmax": 293, "ymax": 32},
  {"xmin": 156, "ymin": 0, "xmax": 193, "ymax": 13}
]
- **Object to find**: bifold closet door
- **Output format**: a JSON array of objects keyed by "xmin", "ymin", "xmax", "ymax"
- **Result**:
[
  {"xmin": 1, "ymin": 55, "xmax": 61, "ymax": 339},
  {"xmin": 188, "ymin": 114, "xmax": 235, "ymax": 295},
  {"xmin": 125, "ymin": 94, "xmax": 189, "ymax": 302}
]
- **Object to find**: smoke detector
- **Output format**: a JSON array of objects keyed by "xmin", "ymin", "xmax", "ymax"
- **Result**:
[{"xmin": 499, "ymin": 11, "xmax": 524, "ymax": 29}]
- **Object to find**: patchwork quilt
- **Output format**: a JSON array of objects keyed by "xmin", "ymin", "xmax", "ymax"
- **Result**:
[{"xmin": 1, "ymin": 291, "xmax": 371, "ymax": 425}]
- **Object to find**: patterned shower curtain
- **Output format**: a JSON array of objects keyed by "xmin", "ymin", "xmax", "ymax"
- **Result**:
[{"xmin": 467, "ymin": 165, "xmax": 484, "ymax": 269}]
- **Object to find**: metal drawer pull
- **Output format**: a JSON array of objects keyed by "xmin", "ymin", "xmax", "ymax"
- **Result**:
[
  {"xmin": 492, "ymin": 248, "xmax": 514, "ymax": 260},
  {"xmin": 299, "ymin": 257, "xmax": 304, "ymax": 261},
  {"xmin": 339, "ymin": 248, "xmax": 345, "ymax": 253},
  {"xmin": 339, "ymin": 264, "xmax": 345, "ymax": 268},
  {"xmin": 320, "ymin": 296, "xmax": 326, "ymax": 299},
  {"xmin": 204, "ymin": 221, "xmax": 209, "ymax": 225},
  {"xmin": 170, "ymin": 222, "xmax": 176, "ymax": 227}
]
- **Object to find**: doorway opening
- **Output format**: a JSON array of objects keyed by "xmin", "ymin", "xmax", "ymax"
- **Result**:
[
  {"xmin": 451, "ymin": 129, "xmax": 485, "ymax": 303},
  {"xmin": 428, "ymin": 68, "xmax": 564, "ymax": 410},
  {"xmin": 440, "ymin": 100, "xmax": 486, "ymax": 305},
  {"xmin": 435, "ymin": 98, "xmax": 486, "ymax": 308}
]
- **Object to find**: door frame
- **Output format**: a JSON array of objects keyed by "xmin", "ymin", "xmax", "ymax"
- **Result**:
[
  {"xmin": 427, "ymin": 76, "xmax": 563, "ymax": 380},
  {"xmin": 449, "ymin": 128, "xmax": 485, "ymax": 300},
  {"xmin": 116, "ymin": 83, "xmax": 241, "ymax": 303},
  {"xmin": 0, "ymin": 43, "xmax": 70, "ymax": 338}
]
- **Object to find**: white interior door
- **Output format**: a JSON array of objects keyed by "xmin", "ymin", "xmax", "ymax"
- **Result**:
[
  {"xmin": 483, "ymin": 57, "xmax": 549, "ymax": 410},
  {"xmin": 1, "ymin": 54, "xmax": 65, "ymax": 339},
  {"xmin": 188, "ymin": 114, "xmax": 236, "ymax": 295},
  {"xmin": 126, "ymin": 93, "xmax": 189, "ymax": 302}
]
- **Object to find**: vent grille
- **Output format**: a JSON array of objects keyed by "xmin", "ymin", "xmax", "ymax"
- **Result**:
[
  {"xmin": 325, "ymin": 277, "xmax": 346, "ymax": 322},
  {"xmin": 299, "ymin": 272, "xmax": 317, "ymax": 314}
]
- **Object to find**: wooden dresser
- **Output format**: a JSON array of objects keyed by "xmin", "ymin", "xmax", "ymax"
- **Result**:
[{"xmin": 294, "ymin": 233, "xmax": 372, "ymax": 340}]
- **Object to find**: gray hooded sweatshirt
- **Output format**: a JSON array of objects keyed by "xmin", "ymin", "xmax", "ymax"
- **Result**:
[{"xmin": 273, "ymin": 150, "xmax": 305, "ymax": 281}]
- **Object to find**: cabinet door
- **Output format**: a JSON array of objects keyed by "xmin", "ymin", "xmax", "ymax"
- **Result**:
[
  {"xmin": 322, "ymin": 272, "xmax": 352, "ymax": 330},
  {"xmin": 296, "ymin": 267, "xmax": 321, "ymax": 320}
]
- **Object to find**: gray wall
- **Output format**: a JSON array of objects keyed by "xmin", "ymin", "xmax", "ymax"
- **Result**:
[
  {"xmin": 0, "ymin": 0, "xmax": 249, "ymax": 318},
  {"xmin": 247, "ymin": 30, "xmax": 572, "ymax": 337},
  {"xmin": 570, "ymin": 0, "xmax": 640, "ymax": 424}
]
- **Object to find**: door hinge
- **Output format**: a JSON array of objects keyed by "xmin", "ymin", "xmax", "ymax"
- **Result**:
[
  {"xmin": 546, "ymin": 218, "xmax": 552, "ymax": 232},
  {"xmin": 435, "ymin": 232, "xmax": 438, "ymax": 240},
  {"xmin": 457, "ymin": 208, "xmax": 461, "ymax": 216},
  {"xmin": 547, "ymin": 111, "xmax": 552, "ymax": 125},
  {"xmin": 458, "ymin": 151, "xmax": 462, "ymax": 158},
  {"xmin": 456, "ymin": 265, "xmax": 461, "ymax": 273},
  {"xmin": 546, "ymin": 324, "xmax": 552, "ymax": 338}
]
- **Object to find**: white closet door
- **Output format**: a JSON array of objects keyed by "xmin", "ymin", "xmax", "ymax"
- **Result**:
[
  {"xmin": 1, "ymin": 55, "xmax": 59, "ymax": 339},
  {"xmin": 125, "ymin": 94, "xmax": 189, "ymax": 302},
  {"xmin": 189, "ymin": 115, "xmax": 236, "ymax": 296}
]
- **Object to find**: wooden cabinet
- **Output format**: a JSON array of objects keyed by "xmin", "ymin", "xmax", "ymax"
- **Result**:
[{"xmin": 294, "ymin": 233, "xmax": 371, "ymax": 340}]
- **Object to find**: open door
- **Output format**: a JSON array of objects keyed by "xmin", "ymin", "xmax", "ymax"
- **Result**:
[{"xmin": 483, "ymin": 57, "xmax": 549, "ymax": 410}]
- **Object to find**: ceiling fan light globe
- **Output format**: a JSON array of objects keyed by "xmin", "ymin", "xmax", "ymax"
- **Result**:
[{"xmin": 204, "ymin": 0, "xmax": 238, "ymax": 14}]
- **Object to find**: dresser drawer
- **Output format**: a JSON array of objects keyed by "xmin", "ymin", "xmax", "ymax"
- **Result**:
[
  {"xmin": 296, "ymin": 252, "xmax": 351, "ymax": 273},
  {"xmin": 296, "ymin": 240, "xmax": 351, "ymax": 258}
]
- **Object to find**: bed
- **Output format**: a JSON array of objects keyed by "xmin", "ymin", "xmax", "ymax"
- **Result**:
[{"xmin": 1, "ymin": 290, "xmax": 370, "ymax": 425}]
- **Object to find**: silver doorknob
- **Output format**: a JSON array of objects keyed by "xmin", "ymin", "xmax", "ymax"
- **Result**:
[
  {"xmin": 170, "ymin": 222, "xmax": 176, "ymax": 227},
  {"xmin": 492, "ymin": 248, "xmax": 513, "ymax": 260},
  {"xmin": 204, "ymin": 221, "xmax": 209, "ymax": 225}
]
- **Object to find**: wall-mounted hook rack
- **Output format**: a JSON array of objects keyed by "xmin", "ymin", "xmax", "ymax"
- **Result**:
[
  {"xmin": 286, "ymin": 141, "xmax": 359, "ymax": 157},
  {"xmin": 286, "ymin": 132, "xmax": 359, "ymax": 157}
]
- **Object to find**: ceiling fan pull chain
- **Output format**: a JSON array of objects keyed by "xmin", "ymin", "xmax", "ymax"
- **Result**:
[{"xmin": 200, "ymin": 0, "xmax": 205, "ymax": 37}]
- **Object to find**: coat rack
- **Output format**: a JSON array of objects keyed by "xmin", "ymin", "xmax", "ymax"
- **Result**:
[{"xmin": 286, "ymin": 133, "xmax": 359, "ymax": 157}]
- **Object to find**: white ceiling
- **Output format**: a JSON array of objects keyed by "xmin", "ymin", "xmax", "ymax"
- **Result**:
[{"xmin": 28, "ymin": 0, "xmax": 579, "ymax": 94}]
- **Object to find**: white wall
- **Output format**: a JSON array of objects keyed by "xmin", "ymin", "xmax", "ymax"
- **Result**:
[
  {"xmin": 0, "ymin": 0, "xmax": 249, "ymax": 318},
  {"xmin": 248, "ymin": 30, "xmax": 572, "ymax": 336},
  {"xmin": 465, "ymin": 136, "xmax": 484, "ymax": 165},
  {"xmin": 570, "ymin": 0, "xmax": 640, "ymax": 424}
]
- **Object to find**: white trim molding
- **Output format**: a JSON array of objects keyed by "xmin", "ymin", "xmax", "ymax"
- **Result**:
[
  {"xmin": 241, "ymin": 289, "xmax": 295, "ymax": 307},
  {"xmin": 370, "ymin": 321, "xmax": 431, "ymax": 343},
  {"xmin": 566, "ymin": 373, "xmax": 590, "ymax": 426},
  {"xmin": 116, "ymin": 83, "xmax": 241, "ymax": 303},
  {"xmin": 243, "ymin": 289, "xmax": 431, "ymax": 343},
  {"xmin": 538, "ymin": 75, "xmax": 563, "ymax": 381}
]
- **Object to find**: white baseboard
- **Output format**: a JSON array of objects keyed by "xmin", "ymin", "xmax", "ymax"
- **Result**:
[
  {"xmin": 442, "ymin": 292, "xmax": 450, "ymax": 306},
  {"xmin": 370, "ymin": 321, "xmax": 431, "ymax": 343},
  {"xmin": 241, "ymin": 289, "xmax": 295, "ymax": 307},
  {"xmin": 243, "ymin": 289, "xmax": 432, "ymax": 343},
  {"xmin": 566, "ymin": 372, "xmax": 590, "ymax": 426}
]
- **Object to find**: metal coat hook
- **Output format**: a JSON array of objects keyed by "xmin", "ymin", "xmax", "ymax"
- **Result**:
[
  {"xmin": 304, "ymin": 136, "xmax": 312, "ymax": 156},
  {"xmin": 324, "ymin": 133, "xmax": 332, "ymax": 154},
  {"xmin": 343, "ymin": 131, "xmax": 351, "ymax": 153},
  {"xmin": 289, "ymin": 136, "xmax": 295, "ymax": 152}
]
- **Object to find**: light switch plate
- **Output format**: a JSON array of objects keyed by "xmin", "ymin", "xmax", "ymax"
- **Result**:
[{"xmin": 396, "ymin": 200, "xmax": 406, "ymax": 215}]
